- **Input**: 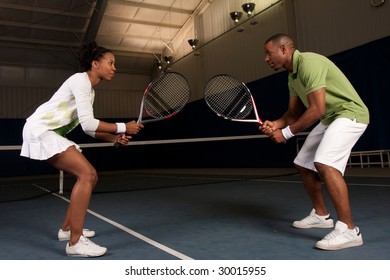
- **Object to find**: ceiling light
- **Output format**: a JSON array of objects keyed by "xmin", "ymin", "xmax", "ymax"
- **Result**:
[
  {"xmin": 188, "ymin": 39, "xmax": 199, "ymax": 50},
  {"xmin": 242, "ymin": 3, "xmax": 255, "ymax": 17},
  {"xmin": 229, "ymin": 11, "xmax": 243, "ymax": 23},
  {"xmin": 163, "ymin": 55, "xmax": 173, "ymax": 64}
]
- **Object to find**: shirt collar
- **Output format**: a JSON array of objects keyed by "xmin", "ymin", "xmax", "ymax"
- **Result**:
[{"xmin": 290, "ymin": 49, "xmax": 301, "ymax": 79}]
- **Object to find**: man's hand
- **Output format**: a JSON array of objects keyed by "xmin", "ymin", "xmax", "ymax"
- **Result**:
[{"xmin": 260, "ymin": 120, "xmax": 276, "ymax": 136}]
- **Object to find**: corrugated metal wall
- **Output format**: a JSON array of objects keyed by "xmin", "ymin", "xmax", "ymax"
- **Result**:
[
  {"xmin": 0, "ymin": 65, "xmax": 150, "ymax": 119},
  {"xmin": 174, "ymin": 0, "xmax": 288, "ymax": 101},
  {"xmin": 0, "ymin": 86, "xmax": 54, "ymax": 118},
  {"xmin": 173, "ymin": 0, "xmax": 390, "ymax": 101},
  {"xmin": 294, "ymin": 0, "xmax": 390, "ymax": 56},
  {"xmin": 200, "ymin": 0, "xmax": 288, "ymax": 83}
]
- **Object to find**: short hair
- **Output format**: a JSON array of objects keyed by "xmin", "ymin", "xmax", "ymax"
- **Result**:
[{"xmin": 265, "ymin": 33, "xmax": 294, "ymax": 48}]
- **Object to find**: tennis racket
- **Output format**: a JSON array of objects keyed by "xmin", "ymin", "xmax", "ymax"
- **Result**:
[
  {"xmin": 137, "ymin": 71, "xmax": 190, "ymax": 124},
  {"xmin": 115, "ymin": 71, "xmax": 190, "ymax": 147},
  {"xmin": 204, "ymin": 74, "xmax": 263, "ymax": 124}
]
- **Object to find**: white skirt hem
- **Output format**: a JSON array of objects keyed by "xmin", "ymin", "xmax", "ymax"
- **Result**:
[{"xmin": 21, "ymin": 123, "xmax": 81, "ymax": 160}]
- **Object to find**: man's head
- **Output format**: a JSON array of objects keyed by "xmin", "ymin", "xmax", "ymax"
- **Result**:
[{"xmin": 264, "ymin": 33, "xmax": 295, "ymax": 72}]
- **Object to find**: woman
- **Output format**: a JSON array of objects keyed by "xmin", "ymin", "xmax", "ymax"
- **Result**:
[{"xmin": 21, "ymin": 42, "xmax": 143, "ymax": 257}]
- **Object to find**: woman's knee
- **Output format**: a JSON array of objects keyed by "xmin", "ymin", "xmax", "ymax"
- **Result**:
[
  {"xmin": 89, "ymin": 168, "xmax": 98, "ymax": 186},
  {"xmin": 80, "ymin": 167, "xmax": 98, "ymax": 187}
]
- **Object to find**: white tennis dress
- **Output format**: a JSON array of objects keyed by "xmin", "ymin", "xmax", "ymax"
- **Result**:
[{"xmin": 21, "ymin": 72, "xmax": 99, "ymax": 160}]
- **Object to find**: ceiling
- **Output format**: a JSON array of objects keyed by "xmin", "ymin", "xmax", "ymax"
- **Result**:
[{"xmin": 0, "ymin": 0, "xmax": 210, "ymax": 75}]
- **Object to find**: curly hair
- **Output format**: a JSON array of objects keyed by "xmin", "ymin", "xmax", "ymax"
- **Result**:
[{"xmin": 78, "ymin": 41, "xmax": 112, "ymax": 72}]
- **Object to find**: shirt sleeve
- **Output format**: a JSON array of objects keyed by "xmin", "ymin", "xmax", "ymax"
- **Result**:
[
  {"xmin": 298, "ymin": 57, "xmax": 327, "ymax": 95},
  {"xmin": 68, "ymin": 74, "xmax": 100, "ymax": 133}
]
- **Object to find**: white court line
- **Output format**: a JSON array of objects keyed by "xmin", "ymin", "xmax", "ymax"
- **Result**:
[
  {"xmin": 85, "ymin": 208, "xmax": 194, "ymax": 260},
  {"xmin": 33, "ymin": 184, "xmax": 194, "ymax": 260}
]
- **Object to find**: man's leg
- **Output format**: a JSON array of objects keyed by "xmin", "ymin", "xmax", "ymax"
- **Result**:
[
  {"xmin": 295, "ymin": 164, "xmax": 330, "ymax": 216},
  {"xmin": 314, "ymin": 162, "xmax": 354, "ymax": 228}
]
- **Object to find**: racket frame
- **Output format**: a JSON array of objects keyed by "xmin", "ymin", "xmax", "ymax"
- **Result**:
[
  {"xmin": 205, "ymin": 74, "xmax": 263, "ymax": 125},
  {"xmin": 137, "ymin": 72, "xmax": 190, "ymax": 124},
  {"xmin": 114, "ymin": 72, "xmax": 190, "ymax": 147}
]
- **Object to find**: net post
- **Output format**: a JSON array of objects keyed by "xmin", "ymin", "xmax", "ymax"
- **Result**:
[{"xmin": 59, "ymin": 170, "xmax": 64, "ymax": 194}]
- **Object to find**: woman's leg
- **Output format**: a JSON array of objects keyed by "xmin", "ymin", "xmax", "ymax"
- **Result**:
[{"xmin": 48, "ymin": 146, "xmax": 98, "ymax": 246}]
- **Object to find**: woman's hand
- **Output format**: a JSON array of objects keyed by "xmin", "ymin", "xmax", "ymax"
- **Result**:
[
  {"xmin": 125, "ymin": 121, "xmax": 144, "ymax": 135},
  {"xmin": 115, "ymin": 133, "xmax": 131, "ymax": 146}
]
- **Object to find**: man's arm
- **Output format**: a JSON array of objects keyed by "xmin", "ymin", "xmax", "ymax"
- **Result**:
[
  {"xmin": 265, "ymin": 88, "xmax": 325, "ymax": 143},
  {"xmin": 289, "ymin": 87, "xmax": 325, "ymax": 134}
]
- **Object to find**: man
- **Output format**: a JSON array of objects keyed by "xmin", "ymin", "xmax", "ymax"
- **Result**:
[{"xmin": 260, "ymin": 33, "xmax": 369, "ymax": 250}]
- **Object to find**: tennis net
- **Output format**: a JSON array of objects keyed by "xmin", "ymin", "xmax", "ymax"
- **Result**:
[{"xmin": 0, "ymin": 134, "xmax": 303, "ymax": 202}]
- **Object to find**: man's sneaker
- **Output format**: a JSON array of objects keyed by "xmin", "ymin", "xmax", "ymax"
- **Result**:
[
  {"xmin": 292, "ymin": 209, "xmax": 334, "ymax": 229},
  {"xmin": 66, "ymin": 236, "xmax": 107, "ymax": 257},
  {"xmin": 58, "ymin": 228, "xmax": 96, "ymax": 241},
  {"xmin": 315, "ymin": 221, "xmax": 363, "ymax": 250}
]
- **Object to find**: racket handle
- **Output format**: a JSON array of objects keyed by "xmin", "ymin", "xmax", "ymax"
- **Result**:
[{"xmin": 114, "ymin": 142, "xmax": 120, "ymax": 148}]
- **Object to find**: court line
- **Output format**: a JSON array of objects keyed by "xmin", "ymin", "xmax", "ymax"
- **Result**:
[
  {"xmin": 33, "ymin": 184, "xmax": 194, "ymax": 260},
  {"xmin": 85, "ymin": 208, "xmax": 194, "ymax": 260}
]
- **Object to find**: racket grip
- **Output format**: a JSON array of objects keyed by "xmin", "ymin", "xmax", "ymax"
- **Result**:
[{"xmin": 114, "ymin": 142, "xmax": 120, "ymax": 148}]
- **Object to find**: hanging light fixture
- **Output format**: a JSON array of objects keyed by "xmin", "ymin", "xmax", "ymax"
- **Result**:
[
  {"xmin": 164, "ymin": 55, "xmax": 173, "ymax": 64},
  {"xmin": 242, "ymin": 2, "xmax": 257, "ymax": 25},
  {"xmin": 229, "ymin": 11, "xmax": 243, "ymax": 23},
  {"xmin": 188, "ymin": 39, "xmax": 199, "ymax": 50},
  {"xmin": 242, "ymin": 3, "xmax": 255, "ymax": 17}
]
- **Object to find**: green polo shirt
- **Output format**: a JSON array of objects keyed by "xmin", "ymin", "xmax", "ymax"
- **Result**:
[{"xmin": 288, "ymin": 50, "xmax": 369, "ymax": 125}]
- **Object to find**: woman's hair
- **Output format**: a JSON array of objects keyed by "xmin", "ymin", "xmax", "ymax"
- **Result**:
[{"xmin": 78, "ymin": 41, "xmax": 112, "ymax": 72}]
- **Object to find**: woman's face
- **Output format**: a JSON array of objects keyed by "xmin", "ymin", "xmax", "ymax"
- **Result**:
[{"xmin": 95, "ymin": 52, "xmax": 116, "ymax": 81}]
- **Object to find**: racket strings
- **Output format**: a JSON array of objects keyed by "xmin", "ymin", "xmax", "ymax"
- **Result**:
[
  {"xmin": 205, "ymin": 76, "xmax": 253, "ymax": 119},
  {"xmin": 144, "ymin": 73, "xmax": 190, "ymax": 118}
]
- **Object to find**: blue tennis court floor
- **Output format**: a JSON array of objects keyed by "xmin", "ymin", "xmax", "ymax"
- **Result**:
[{"xmin": 1, "ymin": 168, "xmax": 389, "ymax": 261}]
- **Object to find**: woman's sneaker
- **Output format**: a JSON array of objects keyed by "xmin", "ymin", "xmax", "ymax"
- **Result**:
[
  {"xmin": 316, "ymin": 221, "xmax": 363, "ymax": 250},
  {"xmin": 58, "ymin": 228, "xmax": 96, "ymax": 241},
  {"xmin": 66, "ymin": 236, "xmax": 107, "ymax": 257},
  {"xmin": 292, "ymin": 209, "xmax": 334, "ymax": 228}
]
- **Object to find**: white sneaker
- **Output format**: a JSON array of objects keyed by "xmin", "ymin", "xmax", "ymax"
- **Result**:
[
  {"xmin": 292, "ymin": 209, "xmax": 334, "ymax": 229},
  {"xmin": 66, "ymin": 236, "xmax": 107, "ymax": 257},
  {"xmin": 58, "ymin": 228, "xmax": 96, "ymax": 241},
  {"xmin": 316, "ymin": 221, "xmax": 363, "ymax": 250}
]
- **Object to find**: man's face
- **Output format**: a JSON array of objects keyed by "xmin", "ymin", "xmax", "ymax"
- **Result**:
[{"xmin": 264, "ymin": 41, "xmax": 284, "ymax": 71}]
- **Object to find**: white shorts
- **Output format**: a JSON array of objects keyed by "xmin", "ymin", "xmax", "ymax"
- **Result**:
[
  {"xmin": 294, "ymin": 118, "xmax": 368, "ymax": 175},
  {"xmin": 20, "ymin": 122, "xmax": 81, "ymax": 161}
]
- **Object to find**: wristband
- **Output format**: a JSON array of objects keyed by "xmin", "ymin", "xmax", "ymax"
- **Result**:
[
  {"xmin": 281, "ymin": 126, "xmax": 294, "ymax": 141},
  {"xmin": 116, "ymin": 122, "xmax": 126, "ymax": 134}
]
